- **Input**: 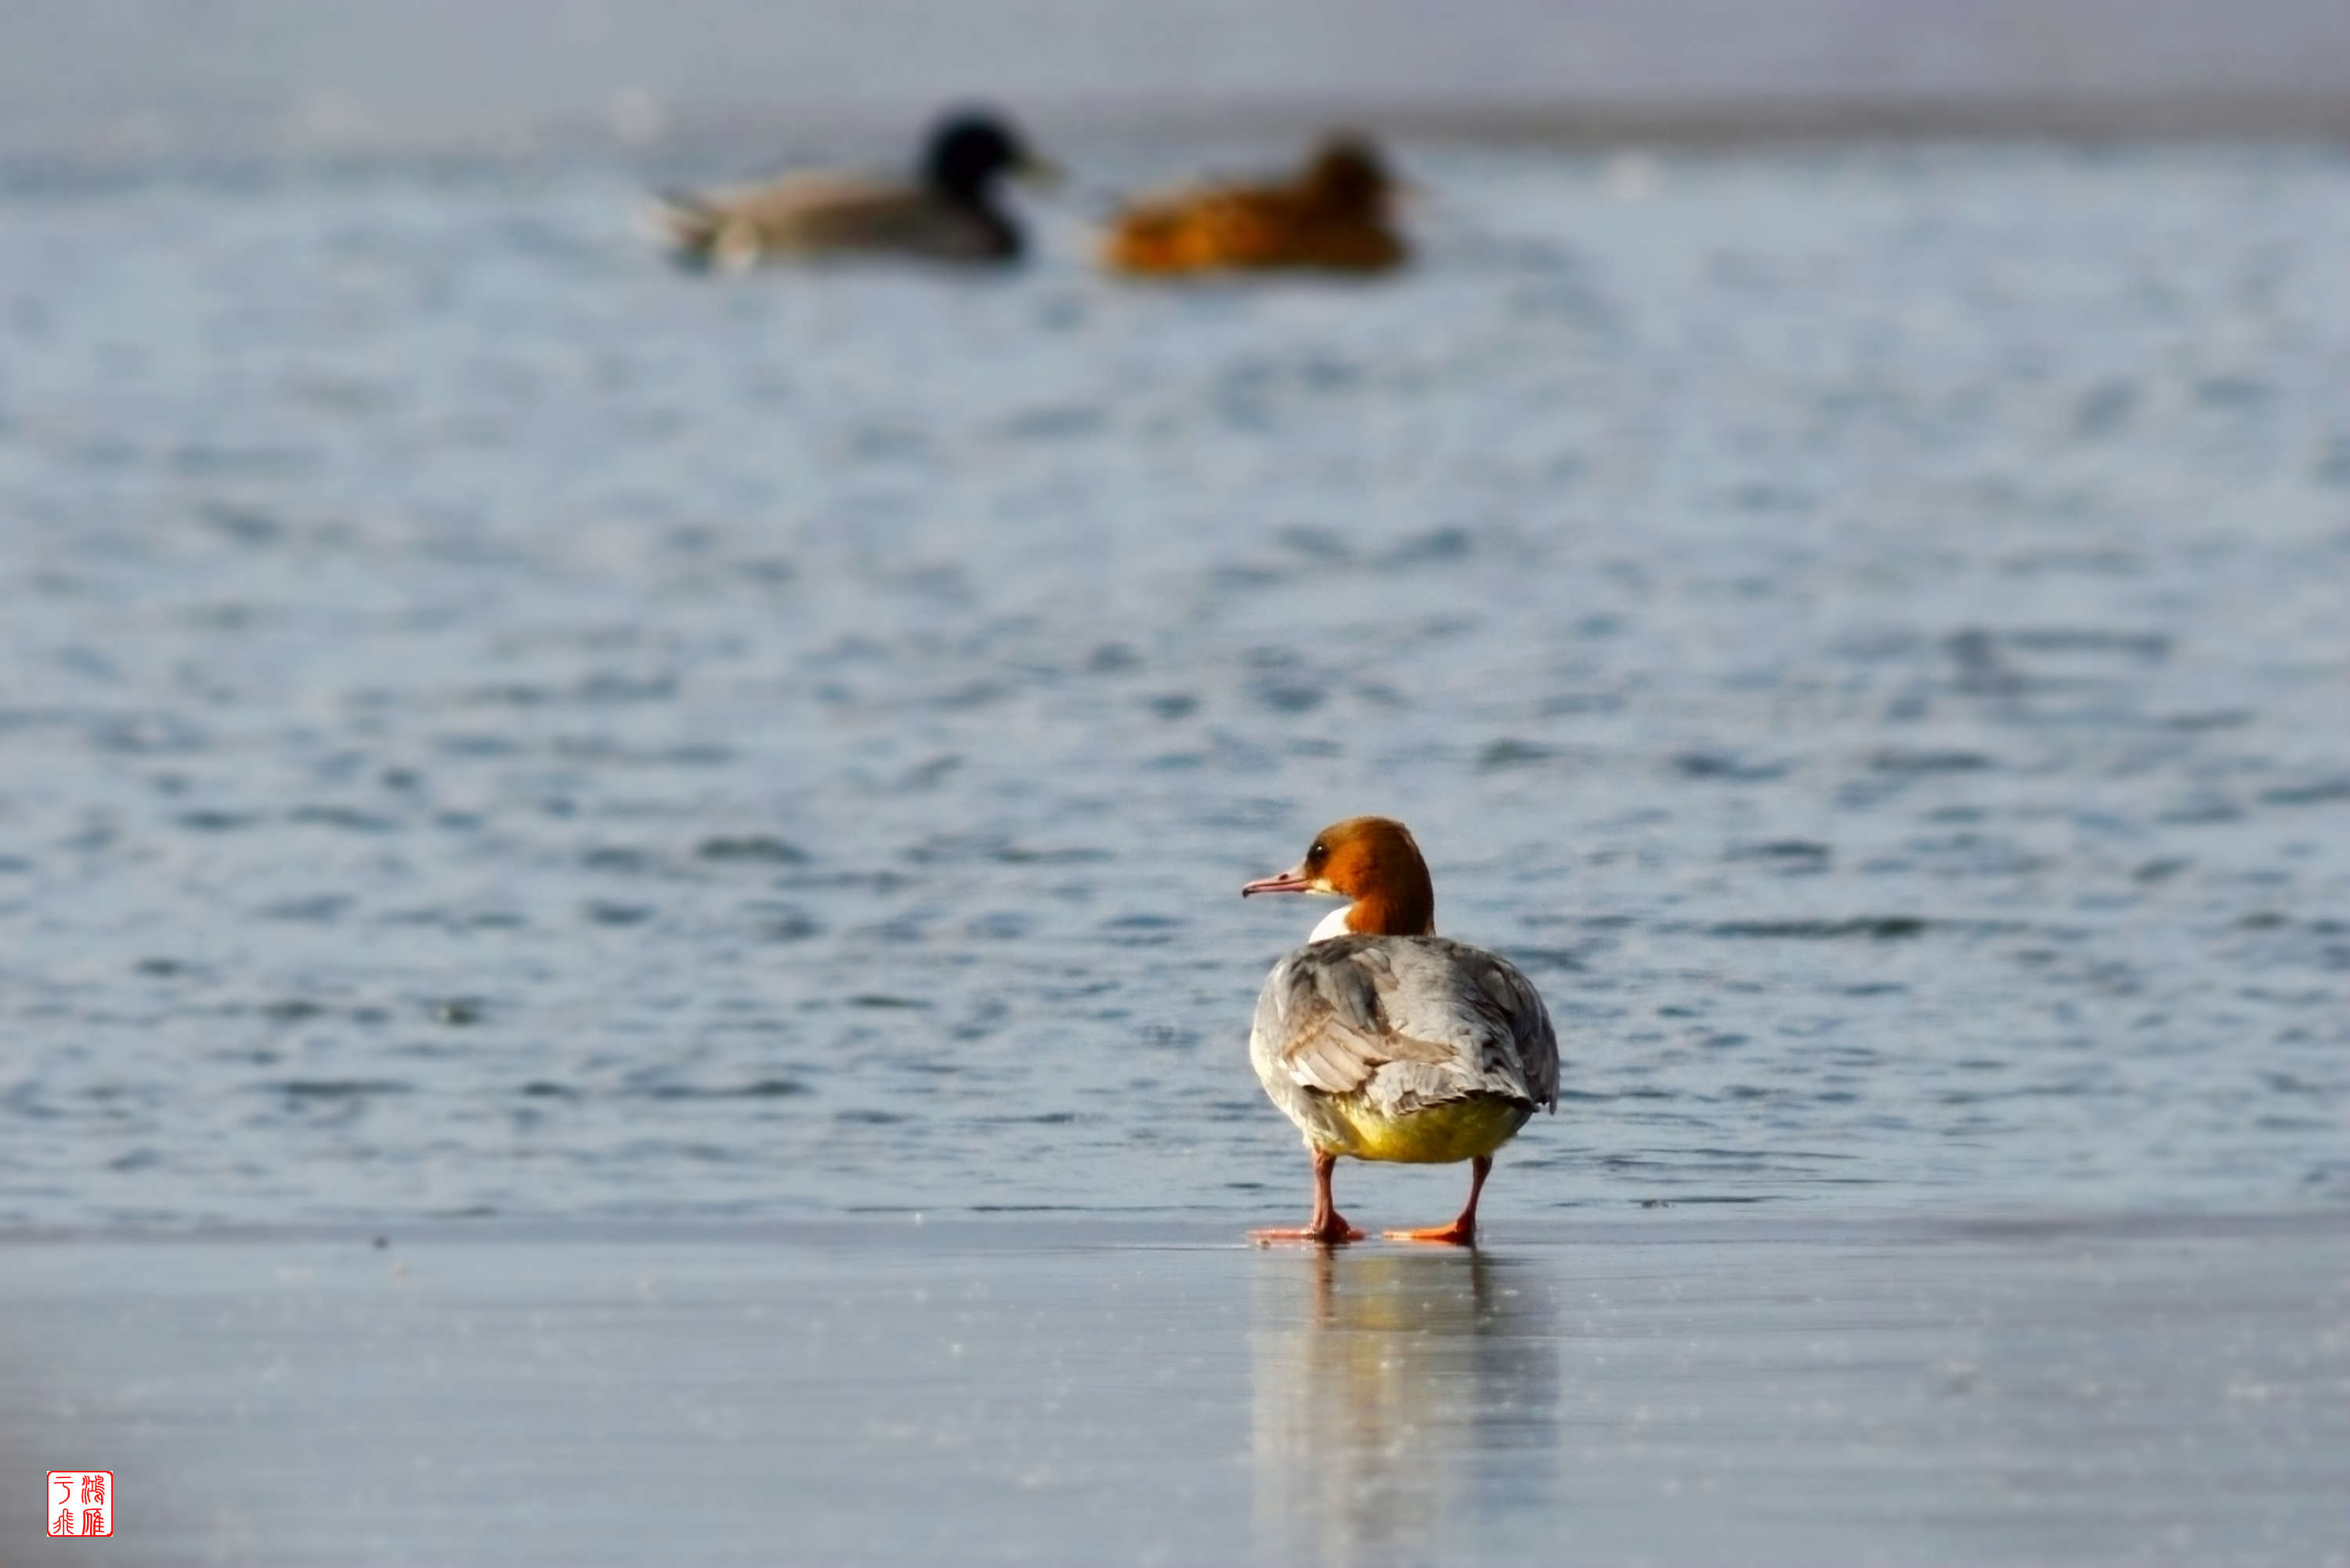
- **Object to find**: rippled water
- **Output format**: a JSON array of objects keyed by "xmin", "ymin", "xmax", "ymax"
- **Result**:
[{"xmin": 2, "ymin": 143, "xmax": 2345, "ymax": 1227}]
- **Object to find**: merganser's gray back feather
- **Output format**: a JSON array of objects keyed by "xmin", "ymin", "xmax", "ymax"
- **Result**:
[{"xmin": 1249, "ymin": 935, "xmax": 1558, "ymax": 1138}]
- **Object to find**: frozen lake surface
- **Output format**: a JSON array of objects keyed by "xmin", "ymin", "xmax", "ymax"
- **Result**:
[
  {"xmin": 1, "ymin": 141, "xmax": 2346, "ymax": 1228},
  {"xmin": 3, "ymin": 1216, "xmax": 2345, "ymax": 1566}
]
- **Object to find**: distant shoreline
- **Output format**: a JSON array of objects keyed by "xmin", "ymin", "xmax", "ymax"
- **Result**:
[
  {"xmin": 2, "ymin": 90, "xmax": 2345, "ymax": 173},
  {"xmin": 8, "ymin": 0, "xmax": 2347, "ymax": 161},
  {"xmin": 1061, "ymin": 89, "xmax": 2350, "ymax": 147}
]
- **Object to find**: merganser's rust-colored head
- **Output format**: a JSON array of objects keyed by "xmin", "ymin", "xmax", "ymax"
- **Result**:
[{"xmin": 1241, "ymin": 815, "xmax": 1435, "ymax": 938}]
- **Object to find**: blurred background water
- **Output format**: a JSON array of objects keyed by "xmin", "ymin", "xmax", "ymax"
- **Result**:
[{"xmin": 1, "ymin": 5, "xmax": 2345, "ymax": 1229}]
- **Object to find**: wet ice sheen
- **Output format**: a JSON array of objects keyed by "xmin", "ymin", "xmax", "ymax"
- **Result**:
[
  {"xmin": 1, "ymin": 144, "xmax": 2345, "ymax": 1225},
  {"xmin": 2, "ymin": 1217, "xmax": 2344, "ymax": 1567}
]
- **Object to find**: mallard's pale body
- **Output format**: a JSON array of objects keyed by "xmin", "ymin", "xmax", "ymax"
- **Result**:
[
  {"xmin": 657, "ymin": 110, "xmax": 1044, "ymax": 270},
  {"xmin": 659, "ymin": 173, "xmax": 1020, "ymax": 269}
]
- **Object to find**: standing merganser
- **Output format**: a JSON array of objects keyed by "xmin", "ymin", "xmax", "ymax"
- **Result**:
[{"xmin": 1240, "ymin": 816, "xmax": 1557, "ymax": 1245}]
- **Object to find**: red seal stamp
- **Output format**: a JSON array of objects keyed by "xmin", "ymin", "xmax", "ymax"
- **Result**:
[{"xmin": 46, "ymin": 1472, "xmax": 113, "ymax": 1537}]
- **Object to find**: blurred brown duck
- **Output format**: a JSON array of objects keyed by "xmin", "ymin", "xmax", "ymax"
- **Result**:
[
  {"xmin": 656, "ymin": 110, "xmax": 1054, "ymax": 271},
  {"xmin": 1102, "ymin": 134, "xmax": 1406, "ymax": 277}
]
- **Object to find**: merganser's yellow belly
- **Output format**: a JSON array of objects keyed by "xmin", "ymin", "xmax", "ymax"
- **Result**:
[{"xmin": 1317, "ymin": 1094, "xmax": 1531, "ymax": 1165}]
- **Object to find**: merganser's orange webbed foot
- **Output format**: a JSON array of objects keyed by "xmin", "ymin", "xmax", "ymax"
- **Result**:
[
  {"xmin": 1250, "ymin": 1216, "xmax": 1365, "ymax": 1246},
  {"xmin": 1382, "ymin": 1154, "xmax": 1491, "ymax": 1247},
  {"xmin": 1253, "ymin": 1150, "xmax": 1363, "ymax": 1245}
]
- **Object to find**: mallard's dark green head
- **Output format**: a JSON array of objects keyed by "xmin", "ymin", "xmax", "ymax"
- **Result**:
[{"xmin": 921, "ymin": 110, "xmax": 1047, "ymax": 202}]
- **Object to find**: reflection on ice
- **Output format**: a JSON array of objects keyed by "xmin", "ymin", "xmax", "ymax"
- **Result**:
[{"xmin": 1252, "ymin": 1248, "xmax": 1558, "ymax": 1565}]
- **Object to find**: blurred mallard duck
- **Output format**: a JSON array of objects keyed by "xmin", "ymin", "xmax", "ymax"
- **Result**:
[
  {"xmin": 1102, "ymin": 134, "xmax": 1405, "ymax": 277},
  {"xmin": 657, "ymin": 110, "xmax": 1054, "ymax": 270}
]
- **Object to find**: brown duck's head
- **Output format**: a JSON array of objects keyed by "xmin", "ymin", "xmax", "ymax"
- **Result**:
[
  {"xmin": 1241, "ymin": 815, "xmax": 1435, "ymax": 937},
  {"xmin": 1300, "ymin": 134, "xmax": 1396, "ymax": 214}
]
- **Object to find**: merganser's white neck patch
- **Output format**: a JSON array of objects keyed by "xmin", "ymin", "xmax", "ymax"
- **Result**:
[{"xmin": 1309, "ymin": 904, "xmax": 1354, "ymax": 942}]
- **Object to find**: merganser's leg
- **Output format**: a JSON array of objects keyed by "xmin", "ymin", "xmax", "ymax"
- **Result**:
[
  {"xmin": 1384, "ymin": 1154, "xmax": 1490, "ymax": 1245},
  {"xmin": 1250, "ymin": 1149, "xmax": 1364, "ymax": 1245}
]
